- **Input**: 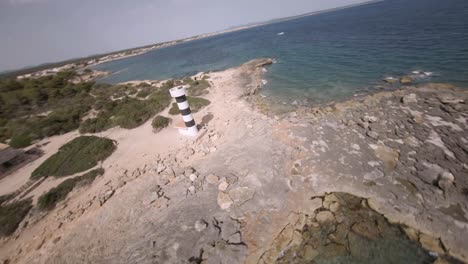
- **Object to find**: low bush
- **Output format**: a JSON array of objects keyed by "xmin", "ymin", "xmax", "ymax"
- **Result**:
[
  {"xmin": 37, "ymin": 168, "xmax": 104, "ymax": 210},
  {"xmin": 187, "ymin": 79, "xmax": 211, "ymax": 96},
  {"xmin": 0, "ymin": 198, "xmax": 33, "ymax": 237},
  {"xmin": 0, "ymin": 193, "xmax": 15, "ymax": 206},
  {"xmin": 136, "ymin": 89, "xmax": 151, "ymax": 98},
  {"xmin": 169, "ymin": 96, "xmax": 211, "ymax": 115},
  {"xmin": 152, "ymin": 115, "xmax": 171, "ymax": 131},
  {"xmin": 79, "ymin": 89, "xmax": 172, "ymax": 133},
  {"xmin": 31, "ymin": 136, "xmax": 115, "ymax": 179}
]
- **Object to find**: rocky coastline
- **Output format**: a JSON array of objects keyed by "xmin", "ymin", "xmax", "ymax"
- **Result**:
[{"xmin": 0, "ymin": 58, "xmax": 467, "ymax": 264}]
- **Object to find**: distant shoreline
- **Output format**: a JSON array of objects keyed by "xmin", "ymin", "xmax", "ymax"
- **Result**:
[{"xmin": 1, "ymin": 0, "xmax": 382, "ymax": 79}]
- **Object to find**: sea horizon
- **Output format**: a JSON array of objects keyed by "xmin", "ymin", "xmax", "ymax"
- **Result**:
[{"xmin": 92, "ymin": 0, "xmax": 468, "ymax": 104}]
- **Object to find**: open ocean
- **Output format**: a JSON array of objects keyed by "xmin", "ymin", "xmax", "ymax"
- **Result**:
[{"xmin": 93, "ymin": 0, "xmax": 468, "ymax": 104}]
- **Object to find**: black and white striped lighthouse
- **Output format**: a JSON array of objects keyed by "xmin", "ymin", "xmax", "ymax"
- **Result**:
[{"xmin": 169, "ymin": 85, "xmax": 198, "ymax": 136}]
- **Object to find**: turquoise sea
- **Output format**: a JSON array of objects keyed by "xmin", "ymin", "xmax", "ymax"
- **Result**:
[{"xmin": 93, "ymin": 0, "xmax": 468, "ymax": 104}]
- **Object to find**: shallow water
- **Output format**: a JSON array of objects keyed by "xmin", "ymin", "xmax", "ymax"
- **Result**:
[{"xmin": 93, "ymin": 0, "xmax": 468, "ymax": 103}]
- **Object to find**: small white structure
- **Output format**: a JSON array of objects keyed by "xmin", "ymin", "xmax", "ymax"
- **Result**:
[{"xmin": 169, "ymin": 86, "xmax": 198, "ymax": 136}]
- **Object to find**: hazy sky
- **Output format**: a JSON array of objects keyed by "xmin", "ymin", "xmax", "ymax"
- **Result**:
[{"xmin": 0, "ymin": 0, "xmax": 367, "ymax": 72}]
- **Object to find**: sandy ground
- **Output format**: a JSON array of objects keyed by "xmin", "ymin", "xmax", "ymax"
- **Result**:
[{"xmin": 1, "ymin": 59, "xmax": 467, "ymax": 264}]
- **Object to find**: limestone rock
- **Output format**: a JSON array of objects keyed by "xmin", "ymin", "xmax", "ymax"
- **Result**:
[
  {"xmin": 433, "ymin": 258, "xmax": 451, "ymax": 264},
  {"xmin": 363, "ymin": 115, "xmax": 378, "ymax": 123},
  {"xmin": 402, "ymin": 93, "xmax": 418, "ymax": 104},
  {"xmin": 315, "ymin": 210, "xmax": 335, "ymax": 224},
  {"xmin": 189, "ymin": 174, "xmax": 198, "ymax": 181},
  {"xmin": 323, "ymin": 194, "xmax": 339, "ymax": 209},
  {"xmin": 305, "ymin": 197, "xmax": 323, "ymax": 215},
  {"xmin": 403, "ymin": 226, "xmax": 419, "ymax": 242},
  {"xmin": 373, "ymin": 145, "xmax": 399, "ymax": 171},
  {"xmin": 366, "ymin": 131, "xmax": 379, "ymax": 140},
  {"xmin": 218, "ymin": 181, "xmax": 229, "ymax": 191},
  {"xmin": 188, "ymin": 186, "xmax": 196, "ymax": 194},
  {"xmin": 228, "ymin": 232, "xmax": 242, "ymax": 244},
  {"xmin": 351, "ymin": 222, "xmax": 380, "ymax": 240},
  {"xmin": 194, "ymin": 220, "xmax": 208, "ymax": 232},
  {"xmin": 438, "ymin": 94, "xmax": 464, "ymax": 104},
  {"xmin": 364, "ymin": 169, "xmax": 384, "ymax": 181},
  {"xmin": 419, "ymin": 233, "xmax": 445, "ymax": 255},
  {"xmin": 99, "ymin": 190, "xmax": 114, "ymax": 206},
  {"xmin": 206, "ymin": 174, "xmax": 219, "ymax": 184},
  {"xmin": 156, "ymin": 164, "xmax": 166, "ymax": 174},
  {"xmin": 400, "ymin": 76, "xmax": 413, "ymax": 84},
  {"xmin": 383, "ymin": 77, "xmax": 398, "ymax": 84},
  {"xmin": 217, "ymin": 192, "xmax": 233, "ymax": 210},
  {"xmin": 302, "ymin": 245, "xmax": 319, "ymax": 261},
  {"xmin": 228, "ymin": 187, "xmax": 255, "ymax": 206}
]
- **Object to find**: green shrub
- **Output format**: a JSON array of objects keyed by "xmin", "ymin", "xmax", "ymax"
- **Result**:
[
  {"xmin": 79, "ymin": 116, "xmax": 111, "ymax": 134},
  {"xmin": 79, "ymin": 89, "xmax": 172, "ymax": 133},
  {"xmin": 187, "ymin": 79, "xmax": 211, "ymax": 96},
  {"xmin": 37, "ymin": 168, "xmax": 104, "ymax": 210},
  {"xmin": 152, "ymin": 115, "xmax": 171, "ymax": 130},
  {"xmin": 136, "ymin": 89, "xmax": 150, "ymax": 98},
  {"xmin": 31, "ymin": 136, "xmax": 115, "ymax": 179},
  {"xmin": 0, "ymin": 193, "xmax": 15, "ymax": 206},
  {"xmin": 0, "ymin": 198, "xmax": 33, "ymax": 237},
  {"xmin": 169, "ymin": 96, "xmax": 211, "ymax": 115},
  {"xmin": 10, "ymin": 132, "xmax": 33, "ymax": 148}
]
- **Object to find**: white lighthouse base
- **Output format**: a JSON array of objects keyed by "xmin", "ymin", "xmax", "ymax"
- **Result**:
[{"xmin": 178, "ymin": 126, "xmax": 198, "ymax": 136}]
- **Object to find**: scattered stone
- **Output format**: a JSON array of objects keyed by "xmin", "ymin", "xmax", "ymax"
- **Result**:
[
  {"xmin": 218, "ymin": 181, "xmax": 229, "ymax": 191},
  {"xmin": 329, "ymin": 202, "xmax": 340, "ymax": 213},
  {"xmin": 364, "ymin": 169, "xmax": 385, "ymax": 181},
  {"xmin": 419, "ymin": 233, "xmax": 445, "ymax": 255},
  {"xmin": 99, "ymin": 190, "xmax": 114, "ymax": 206},
  {"xmin": 440, "ymin": 171, "xmax": 455, "ymax": 182},
  {"xmin": 403, "ymin": 226, "xmax": 419, "ymax": 242},
  {"xmin": 363, "ymin": 115, "xmax": 378, "ymax": 123},
  {"xmin": 351, "ymin": 222, "xmax": 380, "ymax": 240},
  {"xmin": 433, "ymin": 258, "xmax": 451, "ymax": 264},
  {"xmin": 323, "ymin": 194, "xmax": 339, "ymax": 209},
  {"xmin": 189, "ymin": 174, "xmax": 198, "ymax": 181},
  {"xmin": 217, "ymin": 192, "xmax": 233, "ymax": 210},
  {"xmin": 206, "ymin": 174, "xmax": 220, "ymax": 184},
  {"xmin": 438, "ymin": 94, "xmax": 464, "ymax": 104},
  {"xmin": 302, "ymin": 245, "xmax": 319, "ymax": 260},
  {"xmin": 305, "ymin": 197, "xmax": 322, "ymax": 216},
  {"xmin": 188, "ymin": 186, "xmax": 196, "ymax": 194},
  {"xmin": 372, "ymin": 145, "xmax": 399, "ymax": 171},
  {"xmin": 402, "ymin": 93, "xmax": 418, "ymax": 104},
  {"xmin": 358, "ymin": 121, "xmax": 370, "ymax": 129},
  {"xmin": 194, "ymin": 220, "xmax": 208, "ymax": 232},
  {"xmin": 383, "ymin": 77, "xmax": 398, "ymax": 84},
  {"xmin": 228, "ymin": 232, "xmax": 242, "ymax": 244},
  {"xmin": 247, "ymin": 124, "xmax": 253, "ymax": 129},
  {"xmin": 400, "ymin": 76, "xmax": 413, "ymax": 84},
  {"xmin": 156, "ymin": 164, "xmax": 166, "ymax": 174},
  {"xmin": 184, "ymin": 167, "xmax": 195, "ymax": 176},
  {"xmin": 366, "ymin": 131, "xmax": 379, "ymax": 140},
  {"xmin": 315, "ymin": 210, "xmax": 335, "ymax": 224},
  {"xmin": 346, "ymin": 120, "xmax": 356, "ymax": 127}
]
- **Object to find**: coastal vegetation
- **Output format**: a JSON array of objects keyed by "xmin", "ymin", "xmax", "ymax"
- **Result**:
[
  {"xmin": 37, "ymin": 168, "xmax": 105, "ymax": 210},
  {"xmin": 0, "ymin": 198, "xmax": 33, "ymax": 237},
  {"xmin": 152, "ymin": 115, "xmax": 171, "ymax": 131},
  {"xmin": 169, "ymin": 96, "xmax": 211, "ymax": 115},
  {"xmin": 185, "ymin": 78, "xmax": 211, "ymax": 96},
  {"xmin": 0, "ymin": 71, "xmax": 175, "ymax": 148},
  {"xmin": 31, "ymin": 136, "xmax": 115, "ymax": 179}
]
